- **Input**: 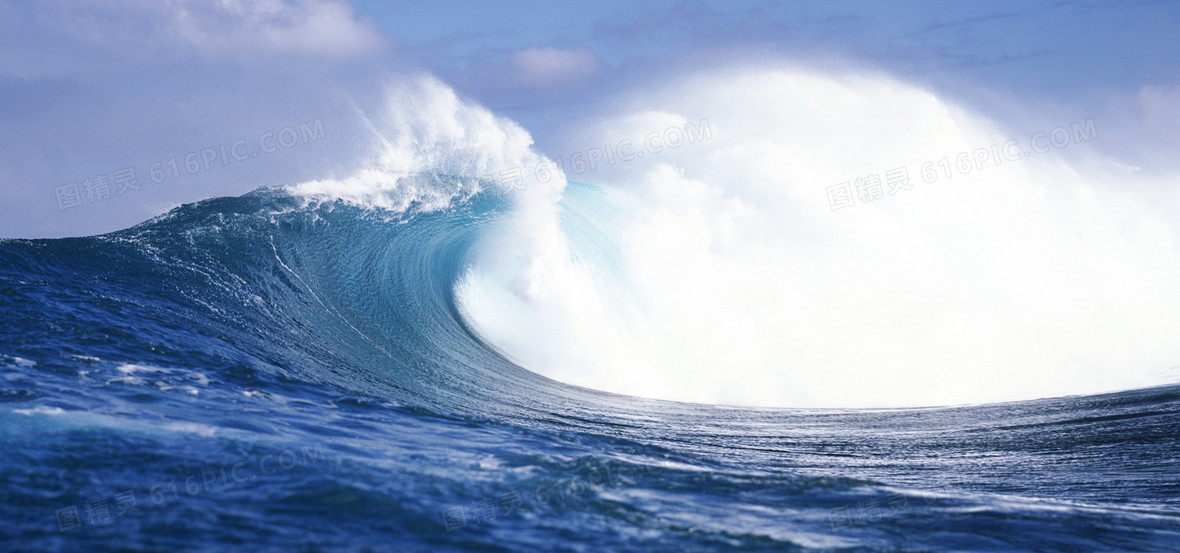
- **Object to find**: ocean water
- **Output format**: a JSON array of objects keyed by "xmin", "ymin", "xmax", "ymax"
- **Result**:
[{"xmin": 2, "ymin": 183, "xmax": 1180, "ymax": 552}]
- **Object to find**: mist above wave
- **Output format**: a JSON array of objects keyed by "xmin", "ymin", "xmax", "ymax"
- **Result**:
[{"xmin": 457, "ymin": 67, "xmax": 1180, "ymax": 408}]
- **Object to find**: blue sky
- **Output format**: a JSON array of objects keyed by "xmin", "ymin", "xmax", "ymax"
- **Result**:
[{"xmin": 1, "ymin": 0, "xmax": 1177, "ymax": 238}]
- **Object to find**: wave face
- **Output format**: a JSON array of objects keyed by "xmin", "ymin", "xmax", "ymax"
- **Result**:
[
  {"xmin": 2, "ymin": 185, "xmax": 1180, "ymax": 552},
  {"xmin": 2, "ymin": 72, "xmax": 1180, "ymax": 551}
]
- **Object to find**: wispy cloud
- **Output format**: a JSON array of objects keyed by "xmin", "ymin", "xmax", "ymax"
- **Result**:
[
  {"xmin": 0, "ymin": 0, "xmax": 388, "ymax": 78},
  {"xmin": 510, "ymin": 46, "xmax": 601, "ymax": 90}
]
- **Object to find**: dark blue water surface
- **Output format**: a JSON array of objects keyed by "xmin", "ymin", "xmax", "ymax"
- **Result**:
[{"xmin": 2, "ymin": 187, "xmax": 1179, "ymax": 552}]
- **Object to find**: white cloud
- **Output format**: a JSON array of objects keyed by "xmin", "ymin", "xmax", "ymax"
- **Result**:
[
  {"xmin": 0, "ymin": 0, "xmax": 387, "ymax": 76},
  {"xmin": 510, "ymin": 45, "xmax": 601, "ymax": 90},
  {"xmin": 1137, "ymin": 85, "xmax": 1180, "ymax": 140},
  {"xmin": 160, "ymin": 0, "xmax": 387, "ymax": 60}
]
